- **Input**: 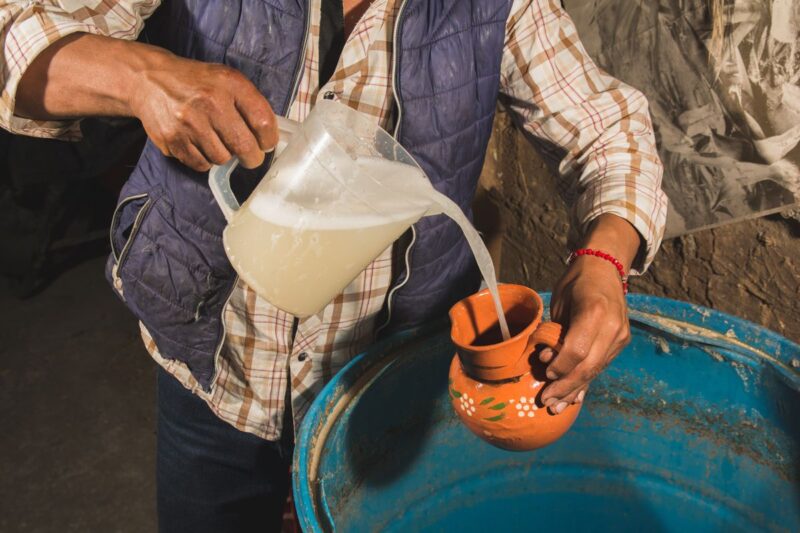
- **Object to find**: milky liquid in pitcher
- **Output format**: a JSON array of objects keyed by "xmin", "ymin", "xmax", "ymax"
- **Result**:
[
  {"xmin": 225, "ymin": 155, "xmax": 510, "ymax": 341},
  {"xmin": 223, "ymin": 158, "xmax": 428, "ymax": 317}
]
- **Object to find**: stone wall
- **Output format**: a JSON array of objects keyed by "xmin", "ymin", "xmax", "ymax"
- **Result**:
[{"xmin": 475, "ymin": 111, "xmax": 800, "ymax": 342}]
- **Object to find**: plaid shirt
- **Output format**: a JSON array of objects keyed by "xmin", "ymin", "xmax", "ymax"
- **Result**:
[{"xmin": 1, "ymin": 0, "xmax": 667, "ymax": 440}]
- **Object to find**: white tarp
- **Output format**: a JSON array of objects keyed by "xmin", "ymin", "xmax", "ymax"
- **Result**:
[{"xmin": 564, "ymin": 0, "xmax": 800, "ymax": 236}]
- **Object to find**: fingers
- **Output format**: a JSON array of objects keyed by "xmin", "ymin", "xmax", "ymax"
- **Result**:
[
  {"xmin": 213, "ymin": 112, "xmax": 264, "ymax": 169},
  {"xmin": 166, "ymin": 134, "xmax": 212, "ymax": 172},
  {"xmin": 543, "ymin": 331, "xmax": 629, "ymax": 409},
  {"xmin": 149, "ymin": 98, "xmax": 230, "ymax": 171},
  {"xmin": 541, "ymin": 345, "xmax": 608, "ymax": 408},
  {"xmin": 192, "ymin": 123, "xmax": 232, "ymax": 165},
  {"xmin": 209, "ymin": 67, "xmax": 274, "ymax": 168},
  {"xmin": 136, "ymin": 60, "xmax": 279, "ymax": 170},
  {"xmin": 235, "ymin": 84, "xmax": 279, "ymax": 152},
  {"xmin": 544, "ymin": 306, "xmax": 601, "ymax": 382},
  {"xmin": 576, "ymin": 389, "xmax": 586, "ymax": 404},
  {"xmin": 156, "ymin": 123, "xmax": 225, "ymax": 172},
  {"xmin": 548, "ymin": 387, "xmax": 587, "ymax": 415},
  {"xmin": 540, "ymin": 300, "xmax": 631, "ymax": 408}
]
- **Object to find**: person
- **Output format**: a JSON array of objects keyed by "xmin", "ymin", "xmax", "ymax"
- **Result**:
[{"xmin": 1, "ymin": 0, "xmax": 667, "ymax": 530}]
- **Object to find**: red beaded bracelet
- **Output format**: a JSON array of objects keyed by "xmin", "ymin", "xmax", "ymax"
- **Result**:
[{"xmin": 566, "ymin": 248, "xmax": 629, "ymax": 294}]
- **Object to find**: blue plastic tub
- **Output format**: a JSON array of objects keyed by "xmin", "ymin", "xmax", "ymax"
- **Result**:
[{"xmin": 294, "ymin": 295, "xmax": 800, "ymax": 532}]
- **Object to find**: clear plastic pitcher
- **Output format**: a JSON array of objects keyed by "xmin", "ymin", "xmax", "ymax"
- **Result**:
[{"xmin": 208, "ymin": 99, "xmax": 438, "ymax": 318}]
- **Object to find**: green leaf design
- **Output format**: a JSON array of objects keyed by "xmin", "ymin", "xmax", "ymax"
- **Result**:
[
  {"xmin": 484, "ymin": 413, "xmax": 505, "ymax": 422},
  {"xmin": 450, "ymin": 388, "xmax": 462, "ymax": 398},
  {"xmin": 488, "ymin": 402, "xmax": 506, "ymax": 410},
  {"xmin": 480, "ymin": 397, "xmax": 495, "ymax": 405}
]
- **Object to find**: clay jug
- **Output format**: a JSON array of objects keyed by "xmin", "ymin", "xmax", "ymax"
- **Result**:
[{"xmin": 448, "ymin": 284, "xmax": 582, "ymax": 451}]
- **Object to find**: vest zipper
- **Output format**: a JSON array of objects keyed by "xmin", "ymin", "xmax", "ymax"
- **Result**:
[
  {"xmin": 206, "ymin": 278, "xmax": 238, "ymax": 393},
  {"xmin": 377, "ymin": 0, "xmax": 412, "ymax": 335},
  {"xmin": 390, "ymin": 0, "xmax": 409, "ymax": 140},
  {"xmin": 207, "ymin": 1, "xmax": 313, "ymax": 393},
  {"xmin": 287, "ymin": 0, "xmax": 313, "ymax": 110}
]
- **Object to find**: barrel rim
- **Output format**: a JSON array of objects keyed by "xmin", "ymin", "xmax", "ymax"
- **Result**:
[{"xmin": 292, "ymin": 294, "xmax": 800, "ymax": 532}]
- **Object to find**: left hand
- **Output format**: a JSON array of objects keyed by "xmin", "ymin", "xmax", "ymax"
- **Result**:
[
  {"xmin": 538, "ymin": 215, "xmax": 641, "ymax": 414},
  {"xmin": 538, "ymin": 256, "xmax": 630, "ymax": 413}
]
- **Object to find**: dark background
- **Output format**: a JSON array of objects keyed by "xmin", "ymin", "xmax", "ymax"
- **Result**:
[{"xmin": 0, "ymin": 121, "xmax": 158, "ymax": 531}]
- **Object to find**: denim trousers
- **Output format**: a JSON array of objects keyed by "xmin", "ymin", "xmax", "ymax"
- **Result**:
[{"xmin": 156, "ymin": 368, "xmax": 293, "ymax": 533}]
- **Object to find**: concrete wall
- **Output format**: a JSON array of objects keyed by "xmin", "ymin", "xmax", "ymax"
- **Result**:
[{"xmin": 475, "ymin": 110, "xmax": 800, "ymax": 342}]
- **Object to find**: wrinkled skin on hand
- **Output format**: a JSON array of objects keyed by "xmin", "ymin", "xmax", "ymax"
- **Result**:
[{"xmin": 129, "ymin": 55, "xmax": 278, "ymax": 171}]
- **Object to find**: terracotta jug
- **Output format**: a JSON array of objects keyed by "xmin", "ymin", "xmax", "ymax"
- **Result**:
[{"xmin": 448, "ymin": 284, "xmax": 582, "ymax": 451}]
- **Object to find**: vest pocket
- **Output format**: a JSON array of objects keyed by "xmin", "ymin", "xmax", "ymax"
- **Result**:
[
  {"xmin": 109, "ymin": 193, "xmax": 154, "ymax": 297},
  {"xmin": 110, "ymin": 193, "xmax": 152, "ymax": 264},
  {"xmin": 107, "ymin": 179, "xmax": 232, "ymax": 384},
  {"xmin": 116, "ymin": 188, "xmax": 229, "ymax": 324}
]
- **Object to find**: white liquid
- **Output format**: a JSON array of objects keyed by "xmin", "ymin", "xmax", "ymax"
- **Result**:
[
  {"xmin": 224, "ymin": 155, "xmax": 510, "ymax": 341},
  {"xmin": 224, "ymin": 205, "xmax": 418, "ymax": 317},
  {"xmin": 224, "ymin": 158, "xmax": 430, "ymax": 317},
  {"xmin": 407, "ymin": 184, "xmax": 511, "ymax": 341}
]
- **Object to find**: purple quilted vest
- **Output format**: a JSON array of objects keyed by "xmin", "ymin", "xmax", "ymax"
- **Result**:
[{"xmin": 108, "ymin": 0, "xmax": 513, "ymax": 389}]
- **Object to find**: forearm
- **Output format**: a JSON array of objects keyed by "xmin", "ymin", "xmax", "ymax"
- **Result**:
[
  {"xmin": 16, "ymin": 33, "xmax": 168, "ymax": 121},
  {"xmin": 0, "ymin": 0, "xmax": 161, "ymax": 137},
  {"xmin": 500, "ymin": 0, "xmax": 668, "ymax": 273},
  {"xmin": 15, "ymin": 26, "xmax": 277, "ymax": 171},
  {"xmin": 579, "ymin": 214, "xmax": 642, "ymax": 272},
  {"xmin": 569, "ymin": 88, "xmax": 667, "ymax": 274}
]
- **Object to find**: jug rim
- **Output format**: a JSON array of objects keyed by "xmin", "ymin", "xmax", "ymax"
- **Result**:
[{"xmin": 448, "ymin": 284, "xmax": 544, "ymax": 352}]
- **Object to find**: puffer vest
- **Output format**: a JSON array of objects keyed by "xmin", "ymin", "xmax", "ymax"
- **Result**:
[{"xmin": 107, "ymin": 0, "xmax": 514, "ymax": 389}]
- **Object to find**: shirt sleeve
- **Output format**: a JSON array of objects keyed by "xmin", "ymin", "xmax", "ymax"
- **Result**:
[
  {"xmin": 500, "ymin": 0, "xmax": 668, "ymax": 274},
  {"xmin": 0, "ymin": 0, "xmax": 161, "ymax": 140}
]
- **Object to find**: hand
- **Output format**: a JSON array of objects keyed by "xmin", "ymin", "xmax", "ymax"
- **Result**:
[
  {"xmin": 16, "ymin": 34, "xmax": 278, "ymax": 172},
  {"xmin": 130, "ymin": 52, "xmax": 278, "ymax": 171},
  {"xmin": 538, "ymin": 215, "xmax": 641, "ymax": 413},
  {"xmin": 538, "ymin": 256, "xmax": 630, "ymax": 412}
]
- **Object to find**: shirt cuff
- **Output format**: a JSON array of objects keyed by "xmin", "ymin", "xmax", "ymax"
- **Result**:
[{"xmin": 574, "ymin": 178, "xmax": 669, "ymax": 276}]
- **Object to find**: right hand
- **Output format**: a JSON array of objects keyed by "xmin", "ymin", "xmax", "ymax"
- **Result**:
[{"xmin": 129, "ymin": 52, "xmax": 278, "ymax": 172}]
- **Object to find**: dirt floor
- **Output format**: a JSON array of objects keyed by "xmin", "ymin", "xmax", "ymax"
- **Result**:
[
  {"xmin": 0, "ymin": 257, "xmax": 157, "ymax": 532},
  {"xmin": 478, "ymin": 110, "xmax": 800, "ymax": 343}
]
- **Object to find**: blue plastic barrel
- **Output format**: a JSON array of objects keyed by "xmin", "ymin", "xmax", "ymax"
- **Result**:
[{"xmin": 294, "ymin": 295, "xmax": 800, "ymax": 532}]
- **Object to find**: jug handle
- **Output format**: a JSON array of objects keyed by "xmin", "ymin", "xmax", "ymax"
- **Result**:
[
  {"xmin": 527, "ymin": 321, "xmax": 564, "ymax": 355},
  {"xmin": 503, "ymin": 321, "xmax": 563, "ymax": 379},
  {"xmin": 208, "ymin": 116, "xmax": 300, "ymax": 222}
]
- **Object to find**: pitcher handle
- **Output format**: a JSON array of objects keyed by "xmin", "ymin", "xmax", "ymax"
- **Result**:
[
  {"xmin": 208, "ymin": 157, "xmax": 241, "ymax": 222},
  {"xmin": 528, "ymin": 321, "xmax": 564, "ymax": 353},
  {"xmin": 208, "ymin": 115, "xmax": 301, "ymax": 222}
]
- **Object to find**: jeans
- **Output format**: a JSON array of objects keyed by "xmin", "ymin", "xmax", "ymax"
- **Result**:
[{"xmin": 156, "ymin": 369, "xmax": 293, "ymax": 533}]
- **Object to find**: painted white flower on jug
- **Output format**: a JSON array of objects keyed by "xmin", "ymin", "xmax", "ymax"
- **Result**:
[
  {"xmin": 459, "ymin": 393, "xmax": 476, "ymax": 416},
  {"xmin": 515, "ymin": 396, "xmax": 538, "ymax": 418}
]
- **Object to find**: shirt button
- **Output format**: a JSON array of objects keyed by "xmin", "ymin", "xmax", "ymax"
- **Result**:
[
  {"xmin": 297, "ymin": 352, "xmax": 308, "ymax": 362},
  {"xmin": 113, "ymin": 277, "xmax": 123, "ymax": 290}
]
